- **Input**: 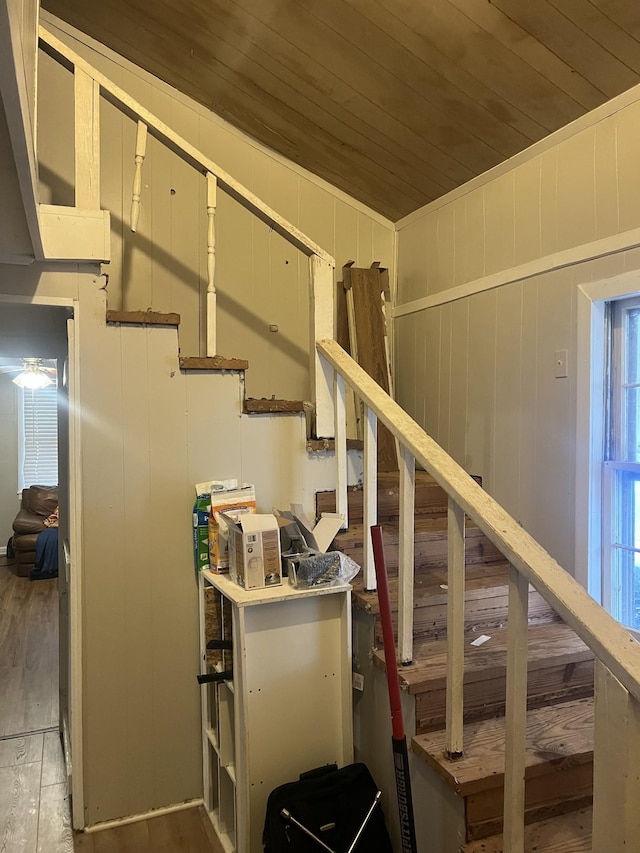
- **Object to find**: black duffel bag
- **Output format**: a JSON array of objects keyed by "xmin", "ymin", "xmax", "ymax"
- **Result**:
[{"xmin": 263, "ymin": 762, "xmax": 393, "ymax": 852}]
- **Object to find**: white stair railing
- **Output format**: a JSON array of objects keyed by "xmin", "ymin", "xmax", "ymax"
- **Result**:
[
  {"xmin": 39, "ymin": 26, "xmax": 336, "ymax": 437},
  {"xmin": 319, "ymin": 337, "xmax": 640, "ymax": 852}
]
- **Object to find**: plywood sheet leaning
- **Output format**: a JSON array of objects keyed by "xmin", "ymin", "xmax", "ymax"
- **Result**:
[
  {"xmin": 343, "ymin": 262, "xmax": 398, "ymax": 472},
  {"xmin": 336, "ymin": 263, "xmax": 359, "ymax": 443}
]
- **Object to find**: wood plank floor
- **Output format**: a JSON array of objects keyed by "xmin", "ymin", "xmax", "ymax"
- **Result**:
[
  {"xmin": 0, "ymin": 558, "xmax": 222, "ymax": 852},
  {"xmin": 74, "ymin": 808, "xmax": 224, "ymax": 852},
  {"xmin": 0, "ymin": 558, "xmax": 59, "ymax": 738}
]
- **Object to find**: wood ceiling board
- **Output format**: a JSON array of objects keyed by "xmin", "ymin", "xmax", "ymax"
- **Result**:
[
  {"xmin": 41, "ymin": 0, "xmax": 640, "ymax": 220},
  {"xmin": 590, "ymin": 0, "xmax": 640, "ymax": 40},
  {"xmin": 189, "ymin": 0, "xmax": 456, "ymax": 200},
  {"xmin": 43, "ymin": 0, "xmax": 431, "ymax": 217},
  {"xmin": 344, "ymin": 0, "xmax": 549, "ymax": 144},
  {"xmin": 290, "ymin": 0, "xmax": 510, "ymax": 172},
  {"xmin": 161, "ymin": 0, "xmax": 435, "ymax": 206},
  {"xmin": 547, "ymin": 0, "xmax": 640, "ymax": 75},
  {"xmin": 228, "ymin": 0, "xmax": 479, "ymax": 185},
  {"xmin": 444, "ymin": 0, "xmax": 608, "ymax": 110},
  {"xmin": 491, "ymin": 0, "xmax": 640, "ymax": 97},
  {"xmin": 381, "ymin": 0, "xmax": 601, "ymax": 128}
]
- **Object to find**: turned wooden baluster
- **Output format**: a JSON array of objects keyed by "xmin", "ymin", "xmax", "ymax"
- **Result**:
[
  {"xmin": 130, "ymin": 120, "xmax": 147, "ymax": 232},
  {"xmin": 206, "ymin": 172, "xmax": 218, "ymax": 357}
]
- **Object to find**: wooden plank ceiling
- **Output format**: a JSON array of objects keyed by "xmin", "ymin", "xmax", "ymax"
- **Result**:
[{"xmin": 42, "ymin": 0, "xmax": 640, "ymax": 220}]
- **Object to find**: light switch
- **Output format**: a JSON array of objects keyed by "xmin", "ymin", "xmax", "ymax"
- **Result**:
[{"xmin": 555, "ymin": 349, "xmax": 568, "ymax": 379}]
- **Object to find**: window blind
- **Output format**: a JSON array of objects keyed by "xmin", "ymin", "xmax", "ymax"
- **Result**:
[{"xmin": 20, "ymin": 385, "xmax": 58, "ymax": 488}]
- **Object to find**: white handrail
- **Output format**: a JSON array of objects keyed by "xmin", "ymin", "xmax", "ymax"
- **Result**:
[
  {"xmin": 317, "ymin": 338, "xmax": 640, "ymax": 703},
  {"xmin": 320, "ymin": 336, "xmax": 640, "ymax": 849}
]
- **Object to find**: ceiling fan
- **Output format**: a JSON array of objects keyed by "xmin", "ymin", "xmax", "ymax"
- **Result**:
[{"xmin": 0, "ymin": 358, "xmax": 58, "ymax": 389}]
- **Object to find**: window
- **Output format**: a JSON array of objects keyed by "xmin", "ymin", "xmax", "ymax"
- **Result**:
[
  {"xmin": 18, "ymin": 383, "xmax": 59, "ymax": 490},
  {"xmin": 604, "ymin": 296, "xmax": 640, "ymax": 630}
]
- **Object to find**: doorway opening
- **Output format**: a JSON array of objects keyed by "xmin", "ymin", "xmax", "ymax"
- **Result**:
[{"xmin": 0, "ymin": 301, "xmax": 74, "ymax": 838}]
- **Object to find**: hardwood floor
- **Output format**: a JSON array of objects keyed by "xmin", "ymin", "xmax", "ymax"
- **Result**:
[
  {"xmin": 73, "ymin": 808, "xmax": 225, "ymax": 852},
  {"xmin": 0, "ymin": 558, "xmax": 59, "ymax": 737},
  {"xmin": 0, "ymin": 558, "xmax": 222, "ymax": 852},
  {"xmin": 0, "ymin": 556, "xmax": 71, "ymax": 852}
]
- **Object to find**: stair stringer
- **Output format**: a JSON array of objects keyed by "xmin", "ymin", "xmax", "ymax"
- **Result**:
[{"xmin": 353, "ymin": 607, "xmax": 467, "ymax": 853}]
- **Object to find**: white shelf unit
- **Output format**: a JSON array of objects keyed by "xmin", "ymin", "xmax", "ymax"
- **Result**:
[{"xmin": 199, "ymin": 570, "xmax": 354, "ymax": 853}]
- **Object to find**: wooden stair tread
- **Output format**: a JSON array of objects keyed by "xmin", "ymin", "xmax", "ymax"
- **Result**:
[
  {"xmin": 412, "ymin": 696, "xmax": 593, "ymax": 796},
  {"xmin": 378, "ymin": 621, "xmax": 593, "ymax": 695},
  {"xmin": 337, "ymin": 513, "xmax": 483, "ymax": 544},
  {"xmin": 243, "ymin": 398, "xmax": 307, "ymax": 414},
  {"xmin": 462, "ymin": 806, "xmax": 592, "ymax": 852},
  {"xmin": 354, "ymin": 561, "xmax": 524, "ymax": 613},
  {"xmin": 316, "ymin": 471, "xmax": 481, "ymax": 520},
  {"xmin": 307, "ymin": 438, "xmax": 363, "ymax": 452},
  {"xmin": 179, "ymin": 355, "xmax": 249, "ymax": 371},
  {"xmin": 334, "ymin": 517, "xmax": 502, "ymax": 571},
  {"xmin": 106, "ymin": 309, "xmax": 180, "ymax": 325},
  {"xmin": 354, "ymin": 562, "xmax": 559, "ymax": 642}
]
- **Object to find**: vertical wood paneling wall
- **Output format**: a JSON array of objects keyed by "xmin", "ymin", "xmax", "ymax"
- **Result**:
[
  {"xmin": 395, "ymin": 92, "xmax": 640, "ymax": 573},
  {"xmin": 36, "ymin": 15, "xmax": 395, "ymax": 401},
  {"xmin": 0, "ymin": 375, "xmax": 19, "ymax": 540},
  {"xmin": 0, "ymin": 268, "xmax": 361, "ymax": 825}
]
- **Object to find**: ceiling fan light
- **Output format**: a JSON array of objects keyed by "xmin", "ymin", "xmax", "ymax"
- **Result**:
[{"xmin": 12, "ymin": 370, "xmax": 53, "ymax": 390}]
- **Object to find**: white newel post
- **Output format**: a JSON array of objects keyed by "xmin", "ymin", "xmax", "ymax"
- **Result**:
[
  {"xmin": 398, "ymin": 447, "xmax": 415, "ymax": 664},
  {"xmin": 334, "ymin": 371, "xmax": 348, "ymax": 530},
  {"xmin": 74, "ymin": 68, "xmax": 100, "ymax": 209},
  {"xmin": 592, "ymin": 661, "xmax": 640, "ymax": 851},
  {"xmin": 446, "ymin": 499, "xmax": 465, "ymax": 757},
  {"xmin": 130, "ymin": 120, "xmax": 147, "ymax": 232},
  {"xmin": 310, "ymin": 256, "xmax": 335, "ymax": 439},
  {"xmin": 502, "ymin": 566, "xmax": 529, "ymax": 853},
  {"xmin": 206, "ymin": 172, "xmax": 218, "ymax": 356}
]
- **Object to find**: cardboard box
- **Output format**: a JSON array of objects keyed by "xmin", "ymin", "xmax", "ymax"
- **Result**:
[
  {"xmin": 223, "ymin": 513, "xmax": 282, "ymax": 590},
  {"xmin": 193, "ymin": 494, "xmax": 211, "ymax": 571},
  {"xmin": 208, "ymin": 483, "xmax": 256, "ymax": 572},
  {"xmin": 290, "ymin": 504, "xmax": 345, "ymax": 553}
]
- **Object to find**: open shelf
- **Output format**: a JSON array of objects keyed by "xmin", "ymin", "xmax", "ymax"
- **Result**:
[{"xmin": 199, "ymin": 570, "xmax": 353, "ymax": 852}]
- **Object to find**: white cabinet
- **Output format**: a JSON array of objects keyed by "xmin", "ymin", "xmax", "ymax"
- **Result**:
[{"xmin": 199, "ymin": 570, "xmax": 353, "ymax": 853}]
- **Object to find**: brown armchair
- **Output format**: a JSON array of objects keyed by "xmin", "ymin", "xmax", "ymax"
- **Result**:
[{"xmin": 12, "ymin": 485, "xmax": 58, "ymax": 577}]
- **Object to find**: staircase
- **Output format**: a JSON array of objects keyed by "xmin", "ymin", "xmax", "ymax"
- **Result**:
[{"xmin": 317, "ymin": 472, "xmax": 594, "ymax": 851}]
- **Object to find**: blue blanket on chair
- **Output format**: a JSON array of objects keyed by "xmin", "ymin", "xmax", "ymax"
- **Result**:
[{"xmin": 30, "ymin": 527, "xmax": 59, "ymax": 580}]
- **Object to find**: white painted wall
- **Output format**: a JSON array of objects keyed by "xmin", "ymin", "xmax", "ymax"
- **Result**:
[
  {"xmin": 0, "ymin": 0, "xmax": 40, "ymax": 262},
  {"xmin": 394, "ymin": 86, "xmax": 640, "ymax": 575},
  {"xmin": 0, "ymin": 9, "xmax": 394, "ymax": 827},
  {"xmin": 0, "ymin": 373, "xmax": 19, "ymax": 547},
  {"xmin": 0, "ymin": 267, "xmax": 362, "ymax": 826},
  {"xmin": 37, "ymin": 12, "xmax": 395, "ymax": 403}
]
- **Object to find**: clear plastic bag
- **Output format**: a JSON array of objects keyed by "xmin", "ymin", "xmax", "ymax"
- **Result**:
[{"xmin": 287, "ymin": 550, "xmax": 360, "ymax": 588}]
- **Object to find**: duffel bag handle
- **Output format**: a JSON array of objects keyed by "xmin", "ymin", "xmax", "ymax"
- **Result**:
[{"xmin": 299, "ymin": 763, "xmax": 338, "ymax": 782}]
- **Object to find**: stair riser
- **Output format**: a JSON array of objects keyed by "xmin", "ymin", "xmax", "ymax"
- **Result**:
[
  {"xmin": 338, "ymin": 529, "xmax": 503, "ymax": 575},
  {"xmin": 374, "ymin": 589, "xmax": 560, "ymax": 645},
  {"xmin": 317, "ymin": 486, "xmax": 447, "ymax": 522},
  {"xmin": 466, "ymin": 768, "xmax": 593, "ymax": 841},
  {"xmin": 316, "ymin": 474, "xmax": 482, "ymax": 522},
  {"xmin": 414, "ymin": 659, "xmax": 595, "ymax": 733}
]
